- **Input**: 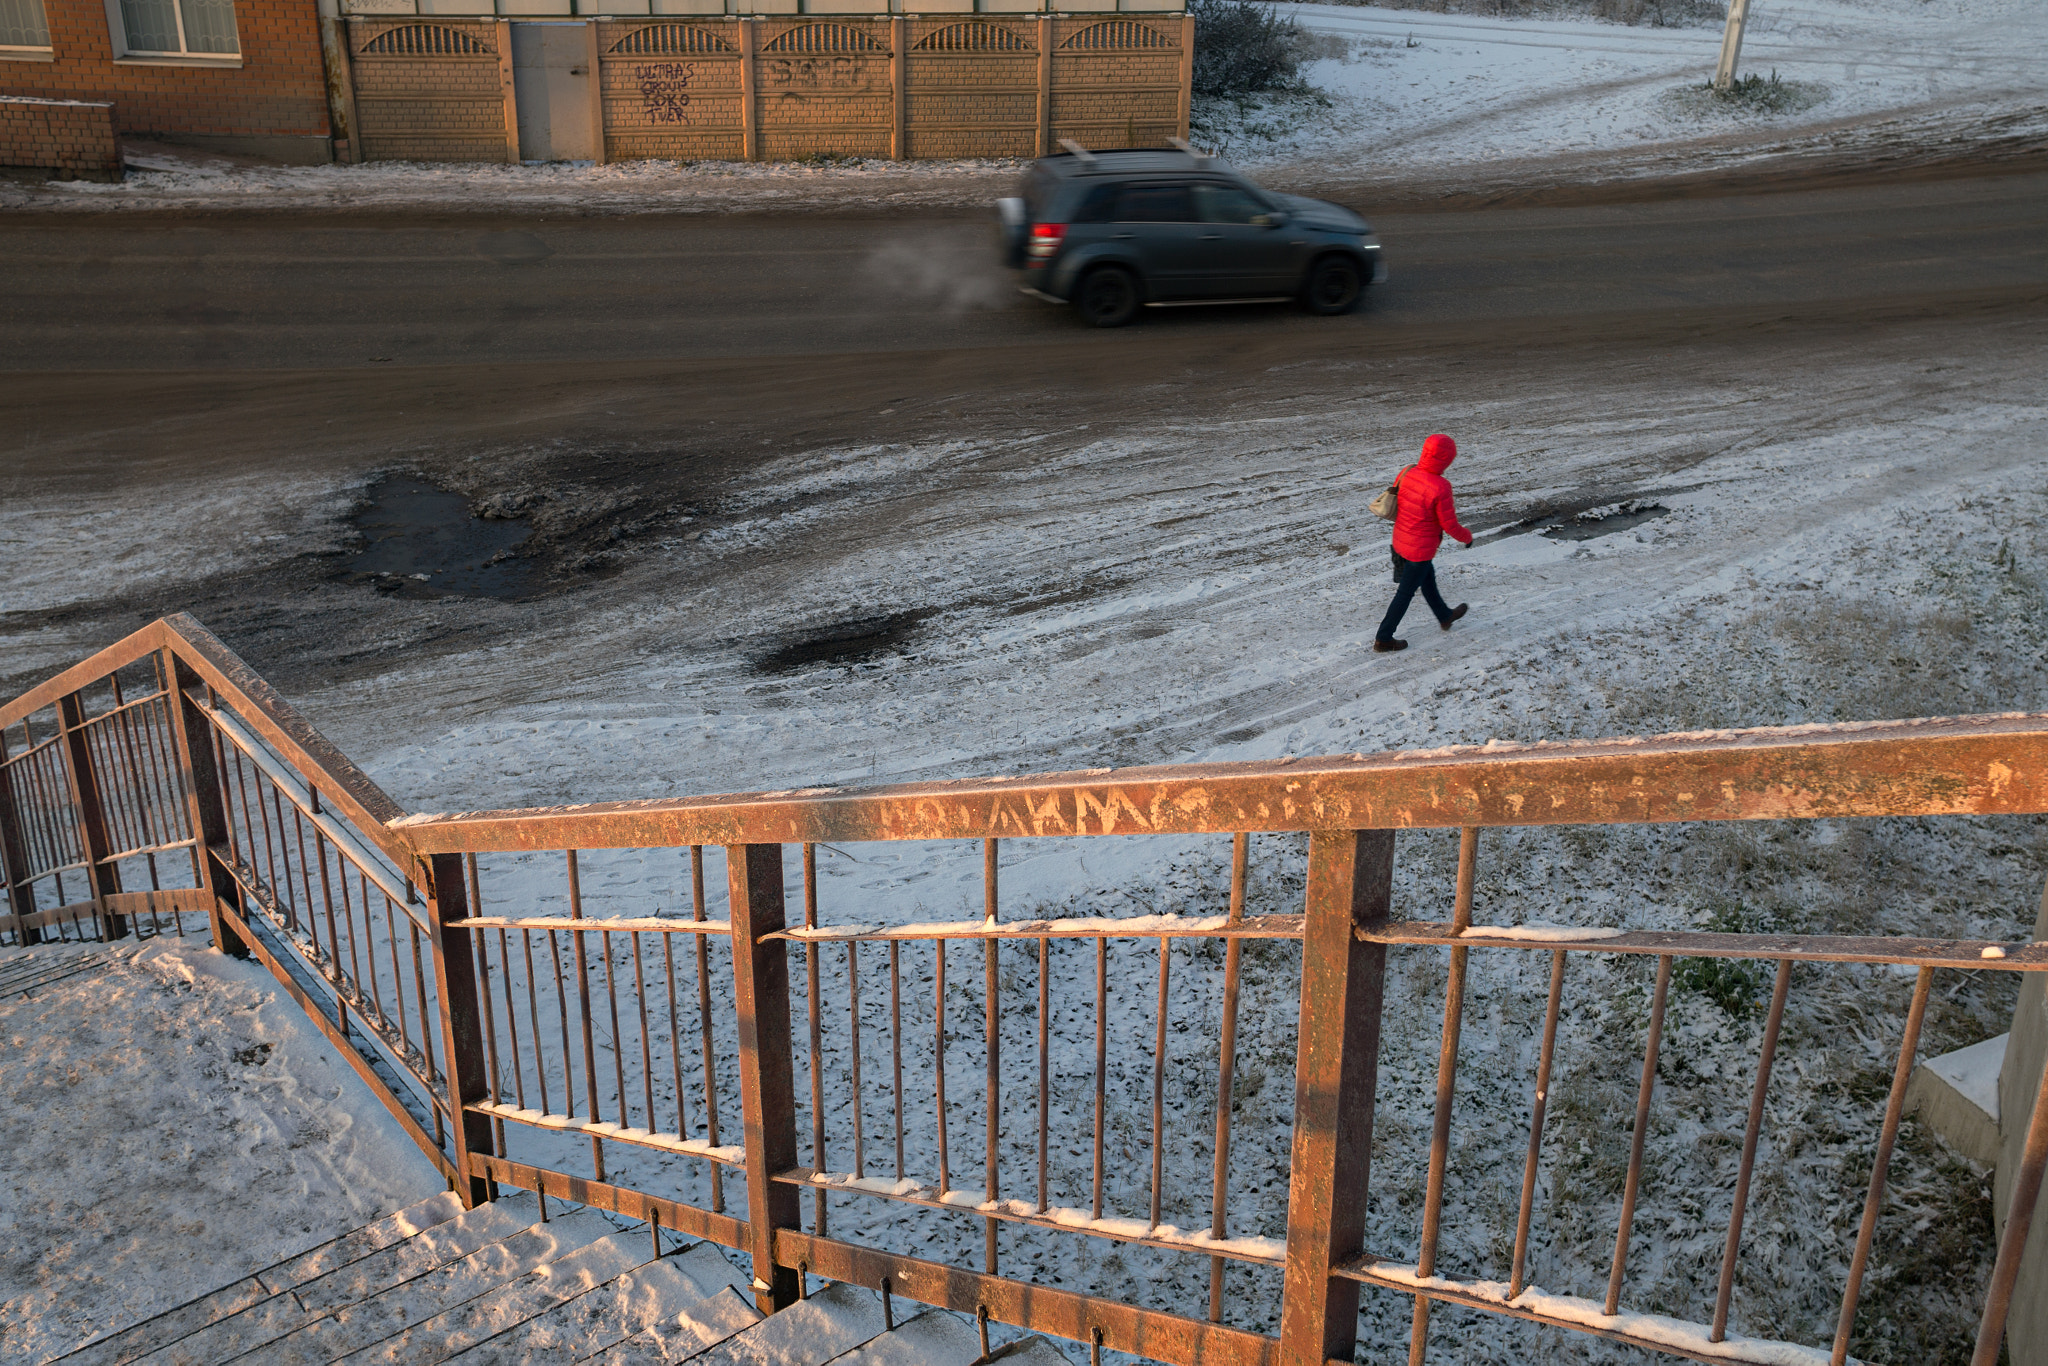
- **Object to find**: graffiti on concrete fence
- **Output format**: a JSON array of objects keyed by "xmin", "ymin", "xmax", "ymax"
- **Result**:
[
  {"xmin": 763, "ymin": 56, "xmax": 871, "ymax": 91},
  {"xmin": 635, "ymin": 61, "xmax": 694, "ymax": 123}
]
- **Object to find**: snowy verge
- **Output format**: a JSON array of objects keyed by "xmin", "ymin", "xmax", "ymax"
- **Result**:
[{"xmin": 0, "ymin": 940, "xmax": 446, "ymax": 1365}]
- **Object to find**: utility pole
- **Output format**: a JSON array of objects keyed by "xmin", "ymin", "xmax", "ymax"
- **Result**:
[{"xmin": 1715, "ymin": 0, "xmax": 1753, "ymax": 89}]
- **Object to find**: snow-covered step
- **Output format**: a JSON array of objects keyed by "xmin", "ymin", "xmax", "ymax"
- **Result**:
[
  {"xmin": 126, "ymin": 1193, "xmax": 545, "ymax": 1366},
  {"xmin": 57, "ymin": 1192, "xmax": 467, "ymax": 1366},
  {"xmin": 664, "ymin": 1282, "xmax": 887, "ymax": 1366},
  {"xmin": 822, "ymin": 1308, "xmax": 980, "ymax": 1366},
  {"xmin": 333, "ymin": 1228, "xmax": 650, "ymax": 1364},
  {"xmin": 579, "ymin": 1286, "xmax": 766, "ymax": 1365},
  {"xmin": 450, "ymin": 1239, "xmax": 754, "ymax": 1365},
  {"xmin": 987, "ymin": 1337, "xmax": 1072, "ymax": 1366},
  {"xmin": 228, "ymin": 1207, "xmax": 616, "ymax": 1364}
]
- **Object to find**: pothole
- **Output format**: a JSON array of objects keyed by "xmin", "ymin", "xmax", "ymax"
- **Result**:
[
  {"xmin": 346, "ymin": 475, "xmax": 542, "ymax": 600},
  {"xmin": 754, "ymin": 610, "xmax": 931, "ymax": 674},
  {"xmin": 1540, "ymin": 501, "xmax": 1671, "ymax": 541}
]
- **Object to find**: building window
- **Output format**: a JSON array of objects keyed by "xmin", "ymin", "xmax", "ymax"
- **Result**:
[
  {"xmin": 114, "ymin": 0, "xmax": 239, "ymax": 56},
  {"xmin": 0, "ymin": 0, "xmax": 52, "ymax": 51}
]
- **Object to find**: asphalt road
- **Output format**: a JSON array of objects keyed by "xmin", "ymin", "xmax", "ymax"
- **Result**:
[{"xmin": 3, "ymin": 169, "xmax": 2046, "ymax": 373}]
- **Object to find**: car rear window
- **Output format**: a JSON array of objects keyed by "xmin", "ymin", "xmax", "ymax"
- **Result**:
[
  {"xmin": 1070, "ymin": 183, "xmax": 1119, "ymax": 223},
  {"xmin": 1114, "ymin": 184, "xmax": 1195, "ymax": 223}
]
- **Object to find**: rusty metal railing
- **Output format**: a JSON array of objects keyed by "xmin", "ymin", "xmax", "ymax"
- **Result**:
[{"xmin": 5, "ymin": 616, "xmax": 2046, "ymax": 1366}]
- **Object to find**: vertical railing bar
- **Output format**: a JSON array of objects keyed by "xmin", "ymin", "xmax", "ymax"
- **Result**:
[
  {"xmin": 984, "ymin": 836, "xmax": 1000, "ymax": 1275},
  {"xmin": 1149, "ymin": 935, "xmax": 1169, "ymax": 1231},
  {"xmin": 1510, "ymin": 948, "xmax": 1569, "ymax": 1300},
  {"xmin": 849, "ymin": 938, "xmax": 865, "ymax": 1178},
  {"xmin": 347, "ymin": 865, "xmax": 379, "ymax": 1023},
  {"xmin": 891, "ymin": 940, "xmax": 906, "ymax": 1182},
  {"xmin": 600, "ymin": 927, "xmax": 631, "ymax": 1129},
  {"xmin": 410, "ymin": 914, "xmax": 441, "ymax": 1085},
  {"xmin": 1209, "ymin": 830, "xmax": 1249, "ymax": 1323},
  {"xmin": 1831, "ymin": 965, "xmax": 1934, "ymax": 1366},
  {"xmin": 663, "ymin": 932, "xmax": 690, "ymax": 1138},
  {"xmin": 1037, "ymin": 930, "xmax": 1049, "ymax": 1216},
  {"xmin": 467, "ymin": 856, "xmax": 506, "ymax": 1145},
  {"xmin": 1410, "ymin": 826, "xmax": 1479, "ymax": 1365},
  {"xmin": 206, "ymin": 688, "xmax": 243, "ymax": 875},
  {"xmin": 499, "ymin": 927, "xmax": 528, "ymax": 1112},
  {"xmin": 936, "ymin": 935, "xmax": 951, "ymax": 1197},
  {"xmin": 632, "ymin": 931, "xmax": 657, "ymax": 1135},
  {"xmin": 548, "ymin": 927, "xmax": 575, "ymax": 1119},
  {"xmin": 85, "ymin": 710, "xmax": 133, "ymax": 860},
  {"xmin": 1711, "ymin": 957, "xmax": 1792, "ymax": 1341},
  {"xmin": 291, "ymin": 806, "xmax": 320, "ymax": 960},
  {"xmin": 1604, "ymin": 952, "xmax": 1675, "ymax": 1317},
  {"xmin": 566, "ymin": 850, "xmax": 607, "ymax": 1181},
  {"xmin": 264, "ymin": 783, "xmax": 295, "ymax": 928},
  {"xmin": 475, "ymin": 926, "xmax": 507, "ymax": 1154},
  {"xmin": 384, "ymin": 893, "xmax": 414, "ymax": 1058},
  {"xmin": 803, "ymin": 843, "xmax": 827, "ymax": 1232},
  {"xmin": 691, "ymin": 846, "xmax": 723, "ymax": 1214},
  {"xmin": 1092, "ymin": 933, "xmax": 1107, "ymax": 1220},
  {"xmin": 523, "ymin": 927, "xmax": 553, "ymax": 1116}
]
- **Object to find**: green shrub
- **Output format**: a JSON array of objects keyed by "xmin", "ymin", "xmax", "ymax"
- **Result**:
[{"xmin": 1190, "ymin": 0, "xmax": 1305, "ymax": 99}]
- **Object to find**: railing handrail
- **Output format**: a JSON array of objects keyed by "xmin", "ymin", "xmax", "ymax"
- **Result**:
[
  {"xmin": 2, "ymin": 613, "xmax": 413, "ymax": 872},
  {"xmin": 389, "ymin": 711, "xmax": 2048, "ymax": 854},
  {"xmin": 7, "ymin": 616, "xmax": 2045, "ymax": 1366}
]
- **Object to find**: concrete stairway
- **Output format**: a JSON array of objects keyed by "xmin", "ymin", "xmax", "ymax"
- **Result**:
[{"xmin": 52, "ymin": 1191, "xmax": 1070, "ymax": 1366}]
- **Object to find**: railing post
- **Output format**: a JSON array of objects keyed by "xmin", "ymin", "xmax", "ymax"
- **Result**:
[
  {"xmin": 57, "ymin": 691, "xmax": 124, "ymax": 940},
  {"xmin": 0, "ymin": 727, "xmax": 41, "ymax": 944},
  {"xmin": 728, "ymin": 841, "xmax": 802, "ymax": 1314},
  {"xmin": 163, "ymin": 655, "xmax": 249, "ymax": 958},
  {"xmin": 1279, "ymin": 828, "xmax": 1394, "ymax": 1366},
  {"xmin": 424, "ymin": 850, "xmax": 495, "ymax": 1207}
]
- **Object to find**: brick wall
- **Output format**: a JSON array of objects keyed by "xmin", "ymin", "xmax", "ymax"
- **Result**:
[
  {"xmin": 341, "ymin": 13, "xmax": 1187, "ymax": 163},
  {"xmin": 0, "ymin": 95, "xmax": 119, "ymax": 178},
  {"xmin": 0, "ymin": 0, "xmax": 331, "ymax": 159}
]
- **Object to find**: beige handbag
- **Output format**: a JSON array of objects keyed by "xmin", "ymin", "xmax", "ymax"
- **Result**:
[{"xmin": 1369, "ymin": 466, "xmax": 1411, "ymax": 521}]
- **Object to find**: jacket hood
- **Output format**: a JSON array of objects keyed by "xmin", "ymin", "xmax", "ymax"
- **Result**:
[{"xmin": 1418, "ymin": 433, "xmax": 1457, "ymax": 474}]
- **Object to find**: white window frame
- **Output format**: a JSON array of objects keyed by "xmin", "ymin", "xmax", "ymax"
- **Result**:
[
  {"xmin": 103, "ymin": 0, "xmax": 243, "ymax": 65},
  {"xmin": 0, "ymin": 0, "xmax": 54, "ymax": 59}
]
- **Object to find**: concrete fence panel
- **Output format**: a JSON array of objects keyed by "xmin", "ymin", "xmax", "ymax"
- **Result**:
[
  {"xmin": 349, "ymin": 19, "xmax": 517, "ymax": 162},
  {"xmin": 340, "ymin": 10, "xmax": 1185, "ymax": 163}
]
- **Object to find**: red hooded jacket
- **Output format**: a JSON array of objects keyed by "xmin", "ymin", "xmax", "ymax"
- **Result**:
[{"xmin": 1390, "ymin": 434, "xmax": 1472, "ymax": 562}]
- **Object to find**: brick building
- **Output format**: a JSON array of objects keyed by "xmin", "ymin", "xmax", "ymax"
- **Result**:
[{"xmin": 0, "ymin": 0, "xmax": 336, "ymax": 162}]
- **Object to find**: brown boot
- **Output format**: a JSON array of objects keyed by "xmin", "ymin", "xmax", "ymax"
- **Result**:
[
  {"xmin": 1373, "ymin": 638, "xmax": 1407, "ymax": 653},
  {"xmin": 1440, "ymin": 604, "xmax": 1468, "ymax": 631}
]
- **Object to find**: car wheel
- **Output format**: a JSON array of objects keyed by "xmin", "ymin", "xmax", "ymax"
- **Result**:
[
  {"xmin": 1075, "ymin": 267, "xmax": 1140, "ymax": 328},
  {"xmin": 1303, "ymin": 255, "xmax": 1363, "ymax": 315}
]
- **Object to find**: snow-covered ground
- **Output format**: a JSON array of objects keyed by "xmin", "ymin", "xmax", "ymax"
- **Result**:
[
  {"xmin": 4, "ymin": 0, "xmax": 2041, "ymax": 215},
  {"xmin": 1236, "ymin": 0, "xmax": 2048, "ymax": 173},
  {"xmin": 6, "ymin": 315, "xmax": 2045, "ymax": 1361},
  {"xmin": 0, "ymin": 940, "xmax": 446, "ymax": 1364}
]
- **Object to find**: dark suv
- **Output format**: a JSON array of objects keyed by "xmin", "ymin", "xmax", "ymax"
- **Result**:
[{"xmin": 997, "ymin": 147, "xmax": 1386, "ymax": 327}]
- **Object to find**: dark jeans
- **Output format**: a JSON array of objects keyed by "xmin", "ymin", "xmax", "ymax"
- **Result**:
[{"xmin": 1377, "ymin": 550, "xmax": 1451, "ymax": 641}]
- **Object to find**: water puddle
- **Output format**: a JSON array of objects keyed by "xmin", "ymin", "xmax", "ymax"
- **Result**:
[
  {"xmin": 347, "ymin": 475, "xmax": 541, "ymax": 600},
  {"xmin": 755, "ymin": 611, "xmax": 931, "ymax": 673},
  {"xmin": 1540, "ymin": 502, "xmax": 1671, "ymax": 541}
]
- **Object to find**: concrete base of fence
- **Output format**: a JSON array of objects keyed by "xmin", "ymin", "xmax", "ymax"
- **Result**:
[
  {"xmin": 0, "ymin": 96, "xmax": 121, "ymax": 182},
  {"xmin": 149, "ymin": 131, "xmax": 338, "ymax": 165},
  {"xmin": 1908, "ymin": 1033, "xmax": 2005, "ymax": 1167},
  {"xmin": 1996, "ymin": 883, "xmax": 2048, "ymax": 1366}
]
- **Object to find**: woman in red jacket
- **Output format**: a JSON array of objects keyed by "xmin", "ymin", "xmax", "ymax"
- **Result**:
[{"xmin": 1375, "ymin": 433, "xmax": 1472, "ymax": 653}]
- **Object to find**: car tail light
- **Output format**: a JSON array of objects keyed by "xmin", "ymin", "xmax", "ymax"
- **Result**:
[{"xmin": 1027, "ymin": 223, "xmax": 1066, "ymax": 263}]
